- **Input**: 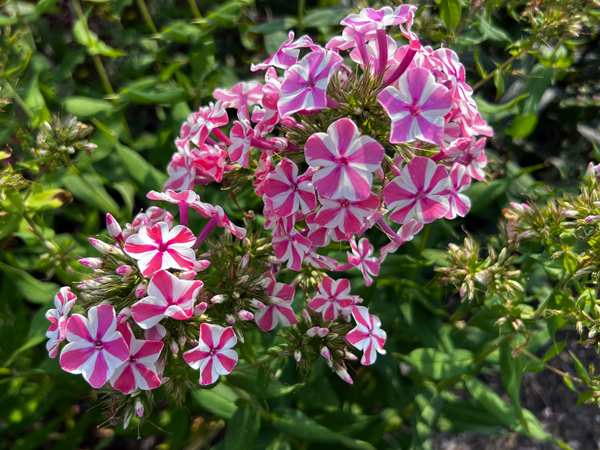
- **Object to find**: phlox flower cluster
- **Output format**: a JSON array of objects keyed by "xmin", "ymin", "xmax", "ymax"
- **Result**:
[{"xmin": 45, "ymin": 4, "xmax": 490, "ymax": 426}]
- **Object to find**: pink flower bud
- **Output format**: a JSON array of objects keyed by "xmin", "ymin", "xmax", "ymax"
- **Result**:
[
  {"xmin": 170, "ymin": 340, "xmax": 179, "ymax": 355},
  {"xmin": 238, "ymin": 275, "xmax": 249, "ymax": 284},
  {"xmin": 320, "ymin": 346, "xmax": 331, "ymax": 360},
  {"xmin": 89, "ymin": 237, "xmax": 112, "ymax": 253},
  {"xmin": 302, "ymin": 309, "xmax": 312, "ymax": 326},
  {"xmin": 237, "ymin": 310, "xmax": 254, "ymax": 321},
  {"xmin": 194, "ymin": 302, "xmax": 208, "ymax": 316},
  {"xmin": 238, "ymin": 252, "xmax": 250, "ymax": 271},
  {"xmin": 117, "ymin": 307, "xmax": 131, "ymax": 324},
  {"xmin": 226, "ymin": 314, "xmax": 236, "ymax": 324},
  {"xmin": 135, "ymin": 400, "xmax": 144, "ymax": 418},
  {"xmin": 106, "ymin": 213, "xmax": 123, "ymax": 241},
  {"xmin": 306, "ymin": 326, "xmax": 319, "ymax": 337},
  {"xmin": 135, "ymin": 282, "xmax": 147, "ymax": 298},
  {"xmin": 585, "ymin": 215, "xmax": 600, "ymax": 224},
  {"xmin": 251, "ymin": 299, "xmax": 266, "ymax": 309},
  {"xmin": 335, "ymin": 366, "xmax": 353, "ymax": 384},
  {"xmin": 294, "ymin": 350, "xmax": 302, "ymax": 362},
  {"xmin": 178, "ymin": 270, "xmax": 197, "ymax": 280},
  {"xmin": 116, "ymin": 265, "xmax": 134, "ymax": 276},
  {"xmin": 178, "ymin": 334, "xmax": 187, "ymax": 346},
  {"xmin": 194, "ymin": 259, "xmax": 211, "ymax": 271},
  {"xmin": 211, "ymin": 294, "xmax": 227, "ymax": 304},
  {"xmin": 79, "ymin": 257, "xmax": 103, "ymax": 269},
  {"xmin": 317, "ymin": 327, "xmax": 329, "ymax": 338}
]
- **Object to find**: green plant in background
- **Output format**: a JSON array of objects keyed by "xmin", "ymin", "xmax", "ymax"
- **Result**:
[{"xmin": 1, "ymin": 0, "xmax": 600, "ymax": 449}]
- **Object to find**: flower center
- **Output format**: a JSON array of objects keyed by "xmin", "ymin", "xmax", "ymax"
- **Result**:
[
  {"xmin": 340, "ymin": 199, "xmax": 350, "ymax": 208},
  {"xmin": 129, "ymin": 356, "xmax": 136, "ymax": 363},
  {"xmin": 338, "ymin": 157, "xmax": 349, "ymax": 166},
  {"xmin": 409, "ymin": 104, "xmax": 421, "ymax": 116},
  {"xmin": 209, "ymin": 348, "xmax": 216, "ymax": 356},
  {"xmin": 95, "ymin": 341, "xmax": 104, "ymax": 350},
  {"xmin": 292, "ymin": 183, "xmax": 299, "ymax": 192},
  {"xmin": 158, "ymin": 242, "xmax": 169, "ymax": 252},
  {"xmin": 415, "ymin": 190, "xmax": 425, "ymax": 200},
  {"xmin": 328, "ymin": 296, "xmax": 336, "ymax": 303}
]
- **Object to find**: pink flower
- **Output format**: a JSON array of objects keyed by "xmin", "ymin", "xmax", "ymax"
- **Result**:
[
  {"xmin": 304, "ymin": 249, "xmax": 339, "ymax": 271},
  {"xmin": 346, "ymin": 306, "xmax": 386, "ymax": 365},
  {"xmin": 278, "ymin": 49, "xmax": 343, "ymax": 118},
  {"xmin": 264, "ymin": 158, "xmax": 317, "ymax": 217},
  {"xmin": 442, "ymin": 164, "xmax": 472, "ymax": 219},
  {"xmin": 380, "ymin": 219, "xmax": 424, "ymax": 261},
  {"xmin": 123, "ymin": 207, "xmax": 173, "ymax": 240},
  {"xmin": 131, "ymin": 270, "xmax": 203, "ymax": 329},
  {"xmin": 377, "ymin": 67, "xmax": 452, "ymax": 145},
  {"xmin": 341, "ymin": 5, "xmax": 416, "ymax": 34},
  {"xmin": 254, "ymin": 277, "xmax": 298, "ymax": 331},
  {"xmin": 165, "ymin": 150, "xmax": 195, "ymax": 191},
  {"xmin": 110, "ymin": 323, "xmax": 163, "ymax": 394},
  {"xmin": 228, "ymin": 114, "xmax": 254, "ymax": 168},
  {"xmin": 183, "ymin": 323, "xmax": 238, "ymax": 386},
  {"xmin": 124, "ymin": 222, "xmax": 196, "ymax": 277},
  {"xmin": 192, "ymin": 144, "xmax": 229, "ymax": 184},
  {"xmin": 308, "ymin": 277, "xmax": 356, "ymax": 320},
  {"xmin": 383, "ymin": 156, "xmax": 450, "ymax": 224},
  {"xmin": 46, "ymin": 287, "xmax": 77, "ymax": 358},
  {"xmin": 147, "ymin": 189, "xmax": 214, "ymax": 218},
  {"xmin": 181, "ymin": 101, "xmax": 228, "ymax": 146},
  {"xmin": 305, "ymin": 118, "xmax": 384, "ymax": 201},
  {"xmin": 251, "ymin": 31, "xmax": 315, "ymax": 71},
  {"xmin": 59, "ymin": 305, "xmax": 130, "ymax": 388},
  {"xmin": 347, "ymin": 238, "xmax": 380, "ymax": 286},
  {"xmin": 271, "ymin": 216, "xmax": 312, "ymax": 271},
  {"xmin": 213, "ymin": 81, "xmax": 263, "ymax": 114},
  {"xmin": 349, "ymin": 34, "xmax": 397, "ymax": 69},
  {"xmin": 213, "ymin": 205, "xmax": 247, "ymax": 239},
  {"xmin": 253, "ymin": 151, "xmax": 273, "ymax": 196},
  {"xmin": 441, "ymin": 137, "xmax": 487, "ymax": 181},
  {"xmin": 315, "ymin": 192, "xmax": 380, "ymax": 234}
]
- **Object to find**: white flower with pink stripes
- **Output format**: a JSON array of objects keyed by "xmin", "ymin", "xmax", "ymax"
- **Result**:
[
  {"xmin": 378, "ymin": 67, "xmax": 452, "ymax": 145},
  {"xmin": 228, "ymin": 114, "xmax": 254, "ymax": 168},
  {"xmin": 264, "ymin": 158, "xmax": 317, "ymax": 217},
  {"xmin": 110, "ymin": 323, "xmax": 163, "ymax": 394},
  {"xmin": 46, "ymin": 287, "xmax": 77, "ymax": 358},
  {"xmin": 347, "ymin": 238, "xmax": 381, "ymax": 287},
  {"xmin": 442, "ymin": 164, "xmax": 472, "ymax": 220},
  {"xmin": 271, "ymin": 216, "xmax": 312, "ymax": 271},
  {"xmin": 254, "ymin": 276, "xmax": 298, "ymax": 331},
  {"xmin": 315, "ymin": 192, "xmax": 380, "ymax": 234},
  {"xmin": 213, "ymin": 81, "xmax": 263, "ymax": 113},
  {"xmin": 183, "ymin": 323, "xmax": 238, "ymax": 386},
  {"xmin": 252, "ymin": 31, "xmax": 315, "ymax": 71},
  {"xmin": 346, "ymin": 306, "xmax": 386, "ymax": 365},
  {"xmin": 131, "ymin": 270, "xmax": 203, "ymax": 329},
  {"xmin": 305, "ymin": 118, "xmax": 384, "ymax": 202},
  {"xmin": 59, "ymin": 305, "xmax": 130, "ymax": 388},
  {"xmin": 308, "ymin": 277, "xmax": 356, "ymax": 320},
  {"xmin": 124, "ymin": 222, "xmax": 196, "ymax": 277},
  {"xmin": 383, "ymin": 156, "xmax": 450, "ymax": 224},
  {"xmin": 181, "ymin": 101, "xmax": 228, "ymax": 146}
]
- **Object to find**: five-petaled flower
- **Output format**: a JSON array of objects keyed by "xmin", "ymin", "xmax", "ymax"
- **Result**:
[
  {"xmin": 131, "ymin": 270, "xmax": 204, "ymax": 329},
  {"xmin": 264, "ymin": 158, "xmax": 317, "ymax": 217},
  {"xmin": 181, "ymin": 101, "xmax": 228, "ymax": 146},
  {"xmin": 183, "ymin": 323, "xmax": 239, "ymax": 386},
  {"xmin": 383, "ymin": 156, "xmax": 450, "ymax": 224},
  {"xmin": 305, "ymin": 118, "xmax": 384, "ymax": 202},
  {"xmin": 442, "ymin": 163, "xmax": 472, "ymax": 219},
  {"xmin": 315, "ymin": 192, "xmax": 380, "ymax": 234},
  {"xmin": 308, "ymin": 277, "xmax": 356, "ymax": 320},
  {"xmin": 346, "ymin": 306, "xmax": 387, "ymax": 365},
  {"xmin": 59, "ymin": 305, "xmax": 130, "ymax": 388},
  {"xmin": 213, "ymin": 81, "xmax": 263, "ymax": 115},
  {"xmin": 124, "ymin": 222, "xmax": 196, "ymax": 277},
  {"xmin": 271, "ymin": 216, "xmax": 312, "ymax": 271},
  {"xmin": 110, "ymin": 323, "xmax": 164, "ymax": 394},
  {"xmin": 46, "ymin": 286, "xmax": 77, "ymax": 358},
  {"xmin": 254, "ymin": 276, "xmax": 299, "ymax": 331},
  {"xmin": 347, "ymin": 237, "xmax": 380, "ymax": 286},
  {"xmin": 251, "ymin": 31, "xmax": 315, "ymax": 71},
  {"xmin": 228, "ymin": 114, "xmax": 254, "ymax": 168},
  {"xmin": 378, "ymin": 67, "xmax": 452, "ymax": 145}
]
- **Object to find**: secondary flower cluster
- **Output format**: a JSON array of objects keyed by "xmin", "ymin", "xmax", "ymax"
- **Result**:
[{"xmin": 45, "ymin": 4, "xmax": 489, "ymax": 426}]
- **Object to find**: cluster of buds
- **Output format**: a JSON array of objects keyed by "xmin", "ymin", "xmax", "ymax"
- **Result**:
[
  {"xmin": 36, "ymin": 114, "xmax": 97, "ymax": 159},
  {"xmin": 44, "ymin": 4, "xmax": 492, "ymax": 426}
]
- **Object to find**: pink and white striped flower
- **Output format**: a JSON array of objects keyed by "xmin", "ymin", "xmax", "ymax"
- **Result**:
[
  {"xmin": 181, "ymin": 102, "xmax": 228, "ymax": 146},
  {"xmin": 377, "ymin": 67, "xmax": 452, "ymax": 145},
  {"xmin": 315, "ymin": 192, "xmax": 380, "ymax": 234},
  {"xmin": 251, "ymin": 31, "xmax": 315, "ymax": 71},
  {"xmin": 165, "ymin": 150, "xmax": 196, "ymax": 191},
  {"xmin": 213, "ymin": 205, "xmax": 247, "ymax": 239},
  {"xmin": 124, "ymin": 222, "xmax": 196, "ymax": 277},
  {"xmin": 131, "ymin": 270, "xmax": 203, "ymax": 329},
  {"xmin": 271, "ymin": 216, "xmax": 312, "ymax": 271},
  {"xmin": 147, "ymin": 189, "xmax": 214, "ymax": 218},
  {"xmin": 442, "ymin": 164, "xmax": 472, "ymax": 220},
  {"xmin": 183, "ymin": 323, "xmax": 238, "ymax": 386},
  {"xmin": 192, "ymin": 144, "xmax": 229, "ymax": 184},
  {"xmin": 305, "ymin": 118, "xmax": 384, "ymax": 201},
  {"xmin": 380, "ymin": 219, "xmax": 424, "ymax": 261},
  {"xmin": 383, "ymin": 156, "xmax": 450, "ymax": 224},
  {"xmin": 122, "ymin": 207, "xmax": 173, "ymax": 240},
  {"xmin": 213, "ymin": 81, "xmax": 263, "ymax": 114},
  {"xmin": 304, "ymin": 249, "xmax": 339, "ymax": 271},
  {"xmin": 347, "ymin": 238, "xmax": 380, "ymax": 287},
  {"xmin": 278, "ymin": 49, "xmax": 343, "ymax": 118},
  {"xmin": 440, "ymin": 137, "xmax": 487, "ymax": 181},
  {"xmin": 46, "ymin": 287, "xmax": 77, "ymax": 358},
  {"xmin": 346, "ymin": 306, "xmax": 386, "ymax": 365},
  {"xmin": 228, "ymin": 114, "xmax": 254, "ymax": 168},
  {"xmin": 264, "ymin": 158, "xmax": 317, "ymax": 217},
  {"xmin": 110, "ymin": 323, "xmax": 163, "ymax": 394},
  {"xmin": 59, "ymin": 305, "xmax": 130, "ymax": 388},
  {"xmin": 308, "ymin": 277, "xmax": 356, "ymax": 320},
  {"xmin": 254, "ymin": 277, "xmax": 298, "ymax": 331},
  {"xmin": 253, "ymin": 151, "xmax": 273, "ymax": 196}
]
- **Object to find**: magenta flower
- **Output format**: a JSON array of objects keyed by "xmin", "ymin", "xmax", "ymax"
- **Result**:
[
  {"xmin": 315, "ymin": 192, "xmax": 380, "ymax": 234},
  {"xmin": 380, "ymin": 219, "xmax": 424, "ymax": 262},
  {"xmin": 131, "ymin": 270, "xmax": 204, "ymax": 329},
  {"xmin": 228, "ymin": 114, "xmax": 254, "ymax": 168},
  {"xmin": 308, "ymin": 277, "xmax": 356, "ymax": 320},
  {"xmin": 441, "ymin": 136, "xmax": 487, "ymax": 181},
  {"xmin": 124, "ymin": 222, "xmax": 196, "ymax": 277},
  {"xmin": 251, "ymin": 31, "xmax": 315, "ymax": 71},
  {"xmin": 147, "ymin": 189, "xmax": 214, "ymax": 227},
  {"xmin": 213, "ymin": 81, "xmax": 263, "ymax": 113},
  {"xmin": 253, "ymin": 151, "xmax": 273, "ymax": 196},
  {"xmin": 383, "ymin": 156, "xmax": 450, "ymax": 224},
  {"xmin": 347, "ymin": 237, "xmax": 380, "ymax": 286},
  {"xmin": 271, "ymin": 216, "xmax": 312, "ymax": 271},
  {"xmin": 305, "ymin": 118, "xmax": 384, "ymax": 201},
  {"xmin": 192, "ymin": 143, "xmax": 229, "ymax": 184},
  {"xmin": 181, "ymin": 101, "xmax": 228, "ymax": 146},
  {"xmin": 183, "ymin": 323, "xmax": 238, "ymax": 386},
  {"xmin": 442, "ymin": 163, "xmax": 472, "ymax": 219},
  {"xmin": 278, "ymin": 49, "xmax": 343, "ymax": 118},
  {"xmin": 264, "ymin": 158, "xmax": 317, "ymax": 217},
  {"xmin": 304, "ymin": 249, "xmax": 339, "ymax": 271},
  {"xmin": 377, "ymin": 67, "xmax": 452, "ymax": 145},
  {"xmin": 59, "ymin": 305, "xmax": 130, "ymax": 388},
  {"xmin": 110, "ymin": 323, "xmax": 164, "ymax": 394},
  {"xmin": 346, "ymin": 306, "xmax": 386, "ymax": 365},
  {"xmin": 46, "ymin": 287, "xmax": 77, "ymax": 358},
  {"xmin": 254, "ymin": 277, "xmax": 298, "ymax": 331},
  {"xmin": 165, "ymin": 150, "xmax": 195, "ymax": 191},
  {"xmin": 341, "ymin": 5, "xmax": 416, "ymax": 34}
]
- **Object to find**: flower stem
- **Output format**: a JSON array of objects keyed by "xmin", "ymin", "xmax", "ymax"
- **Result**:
[
  {"xmin": 375, "ymin": 28, "xmax": 388, "ymax": 77},
  {"xmin": 179, "ymin": 203, "xmax": 189, "ymax": 227},
  {"xmin": 135, "ymin": 0, "xmax": 158, "ymax": 34},
  {"xmin": 211, "ymin": 128, "xmax": 232, "ymax": 146},
  {"xmin": 381, "ymin": 40, "xmax": 419, "ymax": 88},
  {"xmin": 193, "ymin": 215, "xmax": 218, "ymax": 248},
  {"xmin": 377, "ymin": 218, "xmax": 400, "ymax": 242}
]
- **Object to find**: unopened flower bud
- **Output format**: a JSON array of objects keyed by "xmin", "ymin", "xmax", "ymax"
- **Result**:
[
  {"xmin": 135, "ymin": 400, "xmax": 144, "ymax": 418},
  {"xmin": 320, "ymin": 346, "xmax": 331, "ymax": 360},
  {"xmin": 89, "ymin": 237, "xmax": 112, "ymax": 253},
  {"xmin": 585, "ymin": 215, "xmax": 600, "ymax": 224},
  {"xmin": 250, "ymin": 298, "xmax": 266, "ymax": 309},
  {"xmin": 237, "ymin": 310, "xmax": 254, "ymax": 321},
  {"xmin": 178, "ymin": 270, "xmax": 197, "ymax": 280},
  {"xmin": 306, "ymin": 326, "xmax": 319, "ymax": 337},
  {"xmin": 294, "ymin": 350, "xmax": 302, "ymax": 362},
  {"xmin": 123, "ymin": 410, "xmax": 133, "ymax": 429},
  {"xmin": 302, "ymin": 309, "xmax": 312, "ymax": 326},
  {"xmin": 238, "ymin": 275, "xmax": 249, "ymax": 284},
  {"xmin": 232, "ymin": 291, "xmax": 240, "ymax": 299},
  {"xmin": 238, "ymin": 252, "xmax": 250, "ymax": 271},
  {"xmin": 79, "ymin": 257, "xmax": 103, "ymax": 269},
  {"xmin": 211, "ymin": 294, "xmax": 227, "ymax": 304},
  {"xmin": 317, "ymin": 327, "xmax": 329, "ymax": 337},
  {"xmin": 327, "ymin": 333, "xmax": 338, "ymax": 340},
  {"xmin": 106, "ymin": 213, "xmax": 123, "ymax": 241},
  {"xmin": 178, "ymin": 334, "xmax": 187, "ymax": 346},
  {"xmin": 344, "ymin": 350, "xmax": 358, "ymax": 361},
  {"xmin": 135, "ymin": 282, "xmax": 147, "ymax": 298},
  {"xmin": 170, "ymin": 340, "xmax": 179, "ymax": 355},
  {"xmin": 194, "ymin": 302, "xmax": 208, "ymax": 316},
  {"xmin": 226, "ymin": 314, "xmax": 236, "ymax": 324},
  {"xmin": 335, "ymin": 366, "xmax": 353, "ymax": 384},
  {"xmin": 194, "ymin": 259, "xmax": 211, "ymax": 271},
  {"xmin": 256, "ymin": 277, "xmax": 271, "ymax": 288},
  {"xmin": 561, "ymin": 210, "xmax": 579, "ymax": 218},
  {"xmin": 242, "ymin": 237, "xmax": 251, "ymax": 248},
  {"xmin": 116, "ymin": 265, "xmax": 134, "ymax": 276}
]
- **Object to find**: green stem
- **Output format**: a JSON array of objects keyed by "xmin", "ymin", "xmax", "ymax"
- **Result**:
[
  {"xmin": 297, "ymin": 0, "xmax": 305, "ymax": 33},
  {"xmin": 187, "ymin": 0, "xmax": 203, "ymax": 22},
  {"xmin": 521, "ymin": 348, "xmax": 586, "ymax": 386},
  {"xmin": 233, "ymin": 355, "xmax": 280, "ymax": 371},
  {"xmin": 23, "ymin": 212, "xmax": 53, "ymax": 252},
  {"xmin": 3, "ymin": 80, "xmax": 35, "ymax": 120},
  {"xmin": 136, "ymin": 0, "xmax": 158, "ymax": 34}
]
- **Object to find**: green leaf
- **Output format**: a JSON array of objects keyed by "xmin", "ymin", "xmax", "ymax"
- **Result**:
[
  {"xmin": 576, "ymin": 390, "xmax": 594, "ymax": 407},
  {"xmin": 114, "ymin": 143, "xmax": 167, "ymax": 192},
  {"xmin": 494, "ymin": 69, "xmax": 505, "ymax": 100},
  {"xmin": 72, "ymin": 10, "xmax": 126, "ymax": 58},
  {"xmin": 25, "ymin": 189, "xmax": 72, "ymax": 212},
  {"xmin": 191, "ymin": 384, "xmax": 238, "ymax": 420},
  {"xmin": 473, "ymin": 94, "xmax": 529, "ymax": 123},
  {"xmin": 439, "ymin": 0, "xmax": 461, "ymax": 31},
  {"xmin": 473, "ymin": 47, "xmax": 486, "ymax": 77},
  {"xmin": 63, "ymin": 96, "xmax": 115, "ymax": 118},
  {"xmin": 499, "ymin": 342, "xmax": 526, "ymax": 429},
  {"xmin": 23, "ymin": 74, "xmax": 50, "ymax": 127},
  {"xmin": 401, "ymin": 348, "xmax": 474, "ymax": 380},
  {"xmin": 0, "ymin": 261, "xmax": 60, "ymax": 304},
  {"xmin": 271, "ymin": 408, "xmax": 376, "ymax": 449},
  {"xmin": 410, "ymin": 390, "xmax": 442, "ymax": 450},
  {"xmin": 227, "ymin": 370, "xmax": 302, "ymax": 398},
  {"xmin": 3, "ymin": 306, "xmax": 52, "ymax": 367},
  {"xmin": 302, "ymin": 9, "xmax": 347, "ymax": 27},
  {"xmin": 507, "ymin": 113, "xmax": 538, "ymax": 139},
  {"xmin": 61, "ymin": 171, "xmax": 120, "ymax": 216},
  {"xmin": 562, "ymin": 252, "xmax": 578, "ymax": 274},
  {"xmin": 0, "ymin": 190, "xmax": 25, "ymax": 240},
  {"xmin": 251, "ymin": 17, "xmax": 297, "ymax": 34},
  {"xmin": 520, "ymin": 64, "xmax": 554, "ymax": 116},
  {"xmin": 224, "ymin": 400, "xmax": 260, "ymax": 450},
  {"xmin": 569, "ymin": 351, "xmax": 590, "ymax": 384},
  {"xmin": 542, "ymin": 340, "xmax": 567, "ymax": 361},
  {"xmin": 122, "ymin": 85, "xmax": 188, "ymax": 105}
]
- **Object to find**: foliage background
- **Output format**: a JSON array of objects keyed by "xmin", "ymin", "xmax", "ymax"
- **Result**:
[{"xmin": 1, "ymin": 0, "xmax": 600, "ymax": 449}]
